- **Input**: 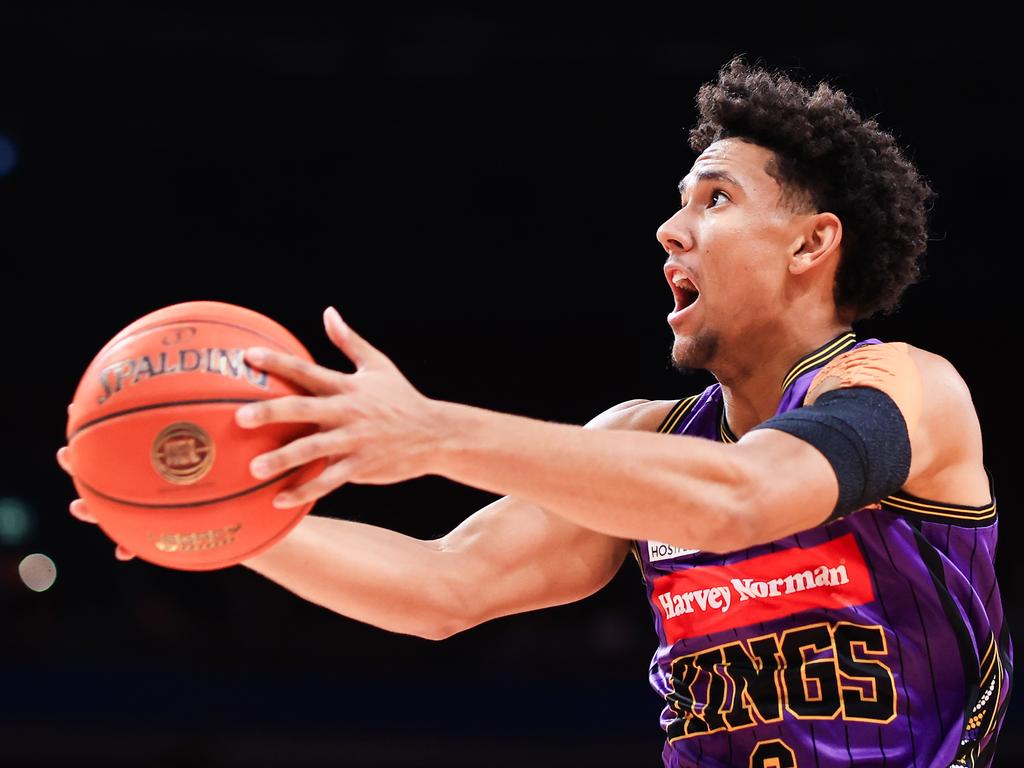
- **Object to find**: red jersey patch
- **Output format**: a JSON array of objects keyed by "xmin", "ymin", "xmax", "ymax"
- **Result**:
[{"xmin": 652, "ymin": 533, "xmax": 874, "ymax": 643}]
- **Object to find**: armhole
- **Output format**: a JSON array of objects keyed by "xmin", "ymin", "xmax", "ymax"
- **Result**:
[
  {"xmin": 879, "ymin": 465, "xmax": 997, "ymax": 527},
  {"xmin": 629, "ymin": 540, "xmax": 643, "ymax": 570},
  {"xmin": 633, "ymin": 394, "xmax": 701, "ymax": 577},
  {"xmin": 655, "ymin": 394, "xmax": 700, "ymax": 435}
]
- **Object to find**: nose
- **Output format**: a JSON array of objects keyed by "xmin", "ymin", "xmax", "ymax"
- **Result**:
[{"xmin": 656, "ymin": 207, "xmax": 693, "ymax": 256}]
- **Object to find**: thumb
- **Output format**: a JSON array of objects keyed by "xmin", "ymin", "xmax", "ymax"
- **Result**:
[{"xmin": 323, "ymin": 307, "xmax": 388, "ymax": 370}]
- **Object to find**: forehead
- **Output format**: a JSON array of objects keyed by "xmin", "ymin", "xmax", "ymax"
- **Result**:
[{"xmin": 678, "ymin": 138, "xmax": 780, "ymax": 199}]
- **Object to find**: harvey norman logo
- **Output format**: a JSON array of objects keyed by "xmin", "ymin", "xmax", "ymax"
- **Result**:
[
  {"xmin": 647, "ymin": 540, "xmax": 699, "ymax": 562},
  {"xmin": 657, "ymin": 562, "xmax": 849, "ymax": 619},
  {"xmin": 651, "ymin": 533, "xmax": 874, "ymax": 643}
]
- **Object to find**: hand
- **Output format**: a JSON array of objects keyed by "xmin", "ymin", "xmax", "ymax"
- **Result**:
[
  {"xmin": 235, "ymin": 307, "xmax": 446, "ymax": 508},
  {"xmin": 55, "ymin": 440, "xmax": 135, "ymax": 561}
]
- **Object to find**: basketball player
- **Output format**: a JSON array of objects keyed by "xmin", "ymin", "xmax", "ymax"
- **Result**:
[{"xmin": 57, "ymin": 57, "xmax": 1011, "ymax": 766}]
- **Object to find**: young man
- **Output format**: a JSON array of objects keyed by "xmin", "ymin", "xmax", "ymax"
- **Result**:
[{"xmin": 59, "ymin": 58, "xmax": 1010, "ymax": 766}]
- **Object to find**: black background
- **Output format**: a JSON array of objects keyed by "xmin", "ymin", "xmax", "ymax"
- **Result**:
[{"xmin": 0, "ymin": 8, "xmax": 1016, "ymax": 767}]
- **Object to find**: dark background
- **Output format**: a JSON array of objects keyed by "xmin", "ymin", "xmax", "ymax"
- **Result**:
[{"xmin": 0, "ymin": 8, "xmax": 1015, "ymax": 767}]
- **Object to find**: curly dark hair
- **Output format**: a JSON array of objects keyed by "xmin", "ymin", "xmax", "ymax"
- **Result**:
[{"xmin": 688, "ymin": 56, "xmax": 936, "ymax": 321}]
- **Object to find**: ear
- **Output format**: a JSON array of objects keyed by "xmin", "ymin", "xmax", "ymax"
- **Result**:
[{"xmin": 788, "ymin": 212, "xmax": 842, "ymax": 276}]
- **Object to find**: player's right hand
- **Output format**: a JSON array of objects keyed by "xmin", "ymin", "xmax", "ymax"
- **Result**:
[{"xmin": 56, "ymin": 442, "xmax": 135, "ymax": 561}]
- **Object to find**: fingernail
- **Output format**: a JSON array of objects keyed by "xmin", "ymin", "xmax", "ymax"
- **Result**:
[
  {"xmin": 236, "ymin": 406, "xmax": 257, "ymax": 426},
  {"xmin": 251, "ymin": 458, "xmax": 272, "ymax": 479},
  {"xmin": 247, "ymin": 347, "xmax": 267, "ymax": 364},
  {"xmin": 273, "ymin": 493, "xmax": 293, "ymax": 508}
]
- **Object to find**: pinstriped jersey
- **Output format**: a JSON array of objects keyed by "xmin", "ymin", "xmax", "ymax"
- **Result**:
[{"xmin": 633, "ymin": 332, "xmax": 1012, "ymax": 768}]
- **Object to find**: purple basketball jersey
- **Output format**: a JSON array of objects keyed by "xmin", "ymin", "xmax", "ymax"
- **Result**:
[{"xmin": 633, "ymin": 332, "xmax": 1012, "ymax": 768}]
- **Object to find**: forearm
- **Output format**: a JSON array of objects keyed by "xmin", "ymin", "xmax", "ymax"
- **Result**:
[
  {"xmin": 432, "ymin": 401, "xmax": 756, "ymax": 551},
  {"xmin": 242, "ymin": 515, "xmax": 465, "ymax": 640}
]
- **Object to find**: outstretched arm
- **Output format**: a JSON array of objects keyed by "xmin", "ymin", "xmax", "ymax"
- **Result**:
[
  {"xmin": 241, "ymin": 311, "xmax": 989, "ymax": 554},
  {"xmin": 238, "ymin": 309, "xmax": 764, "ymax": 552},
  {"xmin": 427, "ymin": 343, "xmax": 990, "ymax": 549}
]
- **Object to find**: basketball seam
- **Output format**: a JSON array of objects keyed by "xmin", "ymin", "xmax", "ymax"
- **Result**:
[
  {"xmin": 77, "ymin": 465, "xmax": 305, "ymax": 508},
  {"xmin": 97, "ymin": 317, "xmax": 301, "ymax": 358},
  {"xmin": 69, "ymin": 398, "xmax": 261, "ymax": 439}
]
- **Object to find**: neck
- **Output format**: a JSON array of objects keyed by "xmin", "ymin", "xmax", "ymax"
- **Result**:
[{"xmin": 713, "ymin": 323, "xmax": 853, "ymax": 439}]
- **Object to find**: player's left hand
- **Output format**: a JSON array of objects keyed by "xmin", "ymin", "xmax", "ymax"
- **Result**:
[{"xmin": 235, "ymin": 307, "xmax": 445, "ymax": 507}]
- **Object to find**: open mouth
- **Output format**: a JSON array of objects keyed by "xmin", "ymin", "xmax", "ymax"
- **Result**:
[
  {"xmin": 677, "ymin": 284, "xmax": 699, "ymax": 311},
  {"xmin": 669, "ymin": 273, "xmax": 700, "ymax": 313}
]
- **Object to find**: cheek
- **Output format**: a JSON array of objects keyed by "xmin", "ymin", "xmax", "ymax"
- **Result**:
[
  {"xmin": 707, "ymin": 253, "xmax": 771, "ymax": 295},
  {"xmin": 706, "ymin": 264, "xmax": 782, "ymax": 318},
  {"xmin": 740, "ymin": 244, "xmax": 788, "ymax": 297},
  {"xmin": 701, "ymin": 226, "xmax": 787, "ymax": 311}
]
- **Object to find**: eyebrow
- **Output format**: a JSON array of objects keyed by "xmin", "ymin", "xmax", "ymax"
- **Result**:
[{"xmin": 677, "ymin": 169, "xmax": 744, "ymax": 196}]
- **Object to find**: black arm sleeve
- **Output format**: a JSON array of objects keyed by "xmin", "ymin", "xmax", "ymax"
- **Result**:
[{"xmin": 749, "ymin": 386, "xmax": 912, "ymax": 521}]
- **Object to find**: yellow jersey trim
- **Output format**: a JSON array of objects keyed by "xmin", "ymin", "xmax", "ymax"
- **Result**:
[
  {"xmin": 781, "ymin": 331, "xmax": 858, "ymax": 392},
  {"xmin": 879, "ymin": 466, "xmax": 997, "ymax": 527},
  {"xmin": 657, "ymin": 395, "xmax": 701, "ymax": 435},
  {"xmin": 720, "ymin": 414, "xmax": 738, "ymax": 444}
]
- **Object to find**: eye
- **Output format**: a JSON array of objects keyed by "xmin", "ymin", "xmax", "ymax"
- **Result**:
[
  {"xmin": 678, "ymin": 188, "xmax": 731, "ymax": 210},
  {"xmin": 708, "ymin": 189, "xmax": 730, "ymax": 208}
]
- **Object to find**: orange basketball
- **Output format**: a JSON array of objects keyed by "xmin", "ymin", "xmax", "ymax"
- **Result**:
[{"xmin": 64, "ymin": 301, "xmax": 328, "ymax": 570}]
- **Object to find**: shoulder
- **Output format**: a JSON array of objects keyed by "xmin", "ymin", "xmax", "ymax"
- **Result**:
[
  {"xmin": 584, "ymin": 398, "xmax": 681, "ymax": 432},
  {"xmin": 807, "ymin": 341, "xmax": 989, "ymax": 506},
  {"xmin": 903, "ymin": 344, "xmax": 976, "ymax": 412},
  {"xmin": 814, "ymin": 339, "xmax": 968, "ymax": 393},
  {"xmin": 832, "ymin": 341, "xmax": 978, "ymax": 428},
  {"xmin": 899, "ymin": 343, "xmax": 982, "ymax": 456},
  {"xmin": 808, "ymin": 341, "xmax": 974, "ymax": 430},
  {"xmin": 887, "ymin": 344, "xmax": 989, "ymax": 505}
]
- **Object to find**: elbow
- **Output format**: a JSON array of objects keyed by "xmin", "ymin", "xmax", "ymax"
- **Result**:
[
  {"xmin": 416, "ymin": 616, "xmax": 469, "ymax": 641},
  {"xmin": 412, "ymin": 558, "xmax": 476, "ymax": 641},
  {"xmin": 415, "ymin": 627, "xmax": 453, "ymax": 642}
]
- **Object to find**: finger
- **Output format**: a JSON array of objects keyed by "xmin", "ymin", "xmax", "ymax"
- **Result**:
[
  {"xmin": 243, "ymin": 347, "xmax": 348, "ymax": 396},
  {"xmin": 272, "ymin": 456, "xmax": 359, "ymax": 509},
  {"xmin": 249, "ymin": 429, "xmax": 356, "ymax": 480},
  {"xmin": 56, "ymin": 446, "xmax": 72, "ymax": 475},
  {"xmin": 69, "ymin": 499, "xmax": 98, "ymax": 524},
  {"xmin": 236, "ymin": 394, "xmax": 342, "ymax": 429},
  {"xmin": 114, "ymin": 545, "xmax": 135, "ymax": 561},
  {"xmin": 323, "ymin": 307, "xmax": 391, "ymax": 371}
]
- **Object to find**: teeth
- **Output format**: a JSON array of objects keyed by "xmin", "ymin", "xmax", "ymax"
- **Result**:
[{"xmin": 672, "ymin": 274, "xmax": 696, "ymax": 291}]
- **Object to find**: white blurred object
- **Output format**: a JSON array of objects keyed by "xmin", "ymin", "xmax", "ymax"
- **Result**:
[{"xmin": 19, "ymin": 553, "xmax": 57, "ymax": 592}]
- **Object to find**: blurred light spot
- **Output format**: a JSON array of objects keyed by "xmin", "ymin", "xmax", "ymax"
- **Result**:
[
  {"xmin": 19, "ymin": 553, "xmax": 57, "ymax": 592},
  {"xmin": 0, "ymin": 497, "xmax": 33, "ymax": 545},
  {"xmin": 0, "ymin": 135, "xmax": 16, "ymax": 176}
]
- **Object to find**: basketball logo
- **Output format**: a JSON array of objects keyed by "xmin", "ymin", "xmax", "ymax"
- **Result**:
[
  {"xmin": 151, "ymin": 523, "xmax": 242, "ymax": 553},
  {"xmin": 151, "ymin": 422, "xmax": 215, "ymax": 484}
]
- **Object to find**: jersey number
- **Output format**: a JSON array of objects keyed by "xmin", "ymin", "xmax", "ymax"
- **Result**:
[{"xmin": 750, "ymin": 738, "xmax": 797, "ymax": 768}]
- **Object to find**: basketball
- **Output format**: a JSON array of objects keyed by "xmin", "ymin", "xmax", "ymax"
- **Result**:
[{"xmin": 64, "ymin": 300, "xmax": 328, "ymax": 571}]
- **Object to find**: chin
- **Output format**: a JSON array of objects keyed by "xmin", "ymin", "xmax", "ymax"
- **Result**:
[{"xmin": 670, "ymin": 329, "xmax": 719, "ymax": 373}]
